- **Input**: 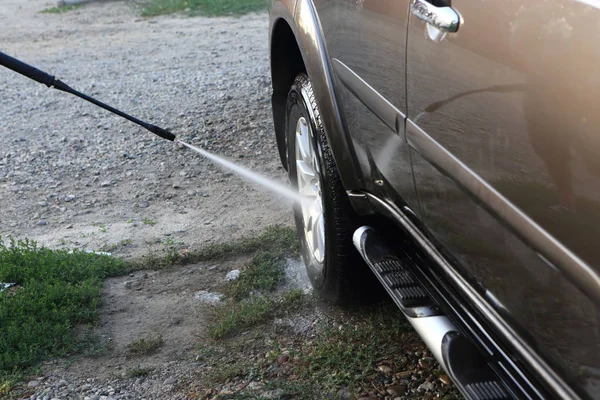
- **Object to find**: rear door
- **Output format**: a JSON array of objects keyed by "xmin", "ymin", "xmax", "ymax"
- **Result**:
[
  {"xmin": 406, "ymin": 0, "xmax": 600, "ymax": 396},
  {"xmin": 314, "ymin": 0, "xmax": 417, "ymax": 209}
]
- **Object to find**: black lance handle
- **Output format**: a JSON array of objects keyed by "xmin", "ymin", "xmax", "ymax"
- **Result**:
[{"xmin": 0, "ymin": 51, "xmax": 176, "ymax": 141}]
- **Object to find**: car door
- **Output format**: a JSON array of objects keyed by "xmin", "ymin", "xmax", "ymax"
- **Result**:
[
  {"xmin": 314, "ymin": 0, "xmax": 418, "ymax": 210},
  {"xmin": 406, "ymin": 0, "xmax": 600, "ymax": 396}
]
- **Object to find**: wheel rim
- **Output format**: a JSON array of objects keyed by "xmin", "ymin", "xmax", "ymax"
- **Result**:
[{"xmin": 295, "ymin": 116, "xmax": 325, "ymax": 264}]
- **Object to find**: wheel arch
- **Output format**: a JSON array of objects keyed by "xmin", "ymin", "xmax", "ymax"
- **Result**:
[{"xmin": 269, "ymin": 0, "xmax": 363, "ymax": 188}]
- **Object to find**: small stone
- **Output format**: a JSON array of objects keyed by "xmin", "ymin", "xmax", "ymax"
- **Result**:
[
  {"xmin": 418, "ymin": 357, "xmax": 433, "ymax": 369},
  {"xmin": 79, "ymin": 384, "xmax": 92, "ymax": 391},
  {"xmin": 124, "ymin": 281, "xmax": 133, "ymax": 289},
  {"xmin": 38, "ymin": 201, "xmax": 48, "ymax": 207},
  {"xmin": 276, "ymin": 353, "xmax": 290, "ymax": 364},
  {"xmin": 439, "ymin": 374, "xmax": 452, "ymax": 386},
  {"xmin": 377, "ymin": 365, "xmax": 393, "ymax": 374},
  {"xmin": 396, "ymin": 370, "xmax": 413, "ymax": 378},
  {"xmin": 386, "ymin": 384, "xmax": 407, "ymax": 397},
  {"xmin": 172, "ymin": 182, "xmax": 181, "ymax": 189},
  {"xmin": 57, "ymin": 379, "xmax": 68, "ymax": 388},
  {"xmin": 42, "ymin": 395, "xmax": 51, "ymax": 400},
  {"xmin": 193, "ymin": 290, "xmax": 223, "ymax": 304},
  {"xmin": 246, "ymin": 382, "xmax": 264, "ymax": 390},
  {"xmin": 418, "ymin": 381, "xmax": 435, "ymax": 392},
  {"xmin": 357, "ymin": 397, "xmax": 378, "ymax": 400},
  {"xmin": 336, "ymin": 388, "xmax": 352, "ymax": 399},
  {"xmin": 259, "ymin": 389, "xmax": 284, "ymax": 399},
  {"xmin": 37, "ymin": 220, "xmax": 47, "ymax": 226},
  {"xmin": 27, "ymin": 380, "xmax": 40, "ymax": 388},
  {"xmin": 100, "ymin": 181, "xmax": 111, "ymax": 187},
  {"xmin": 225, "ymin": 269, "xmax": 240, "ymax": 281},
  {"xmin": 163, "ymin": 377, "xmax": 176, "ymax": 385}
]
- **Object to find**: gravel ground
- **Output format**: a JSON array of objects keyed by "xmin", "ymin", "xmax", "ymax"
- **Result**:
[{"xmin": 0, "ymin": 0, "xmax": 292, "ymax": 258}]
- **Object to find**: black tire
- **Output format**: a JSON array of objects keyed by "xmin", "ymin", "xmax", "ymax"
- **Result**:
[{"xmin": 285, "ymin": 73, "xmax": 369, "ymax": 305}]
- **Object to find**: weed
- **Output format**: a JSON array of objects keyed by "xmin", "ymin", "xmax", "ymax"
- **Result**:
[
  {"xmin": 0, "ymin": 238, "xmax": 125, "ymax": 375},
  {"xmin": 228, "ymin": 251, "xmax": 285, "ymax": 300},
  {"xmin": 163, "ymin": 237, "xmax": 184, "ymax": 247},
  {"xmin": 100, "ymin": 239, "xmax": 132, "ymax": 253},
  {"xmin": 141, "ymin": 0, "xmax": 268, "ymax": 17},
  {"xmin": 195, "ymin": 344, "xmax": 220, "ymax": 361},
  {"xmin": 127, "ymin": 218, "xmax": 135, "ymax": 224},
  {"xmin": 142, "ymin": 218, "xmax": 157, "ymax": 226},
  {"xmin": 128, "ymin": 334, "xmax": 164, "ymax": 355},
  {"xmin": 278, "ymin": 289, "xmax": 311, "ymax": 312},
  {"xmin": 208, "ymin": 296, "xmax": 273, "ymax": 339},
  {"xmin": 0, "ymin": 377, "xmax": 16, "ymax": 397},
  {"xmin": 125, "ymin": 365, "xmax": 154, "ymax": 378},
  {"xmin": 205, "ymin": 362, "xmax": 251, "ymax": 384},
  {"xmin": 129, "ymin": 225, "xmax": 298, "ymax": 270},
  {"xmin": 208, "ymin": 290, "xmax": 310, "ymax": 341},
  {"xmin": 294, "ymin": 303, "xmax": 413, "ymax": 391},
  {"xmin": 40, "ymin": 4, "xmax": 83, "ymax": 14}
]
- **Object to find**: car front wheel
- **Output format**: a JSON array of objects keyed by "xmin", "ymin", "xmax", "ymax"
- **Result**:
[{"xmin": 285, "ymin": 73, "xmax": 369, "ymax": 304}]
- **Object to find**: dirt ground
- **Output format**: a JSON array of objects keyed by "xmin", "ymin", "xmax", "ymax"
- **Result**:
[{"xmin": 0, "ymin": 0, "xmax": 292, "ymax": 259}]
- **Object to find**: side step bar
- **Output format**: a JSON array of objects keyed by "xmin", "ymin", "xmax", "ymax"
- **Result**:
[{"xmin": 353, "ymin": 226, "xmax": 512, "ymax": 400}]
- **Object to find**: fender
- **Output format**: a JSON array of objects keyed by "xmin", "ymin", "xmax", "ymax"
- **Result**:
[{"xmin": 270, "ymin": 0, "xmax": 363, "ymax": 189}]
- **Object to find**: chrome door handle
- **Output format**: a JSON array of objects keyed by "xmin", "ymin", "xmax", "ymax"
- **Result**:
[{"xmin": 410, "ymin": 0, "xmax": 460, "ymax": 33}]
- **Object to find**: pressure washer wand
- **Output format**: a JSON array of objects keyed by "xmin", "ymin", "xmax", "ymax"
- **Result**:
[{"xmin": 0, "ymin": 51, "xmax": 175, "ymax": 141}]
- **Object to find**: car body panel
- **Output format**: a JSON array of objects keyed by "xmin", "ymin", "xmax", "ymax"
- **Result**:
[
  {"xmin": 270, "ymin": 0, "xmax": 365, "ymax": 189},
  {"xmin": 313, "ymin": 0, "xmax": 419, "ymax": 211},
  {"xmin": 406, "ymin": 0, "xmax": 600, "ymax": 397}
]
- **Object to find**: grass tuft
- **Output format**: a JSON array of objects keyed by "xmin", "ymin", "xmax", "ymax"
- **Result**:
[
  {"xmin": 40, "ymin": 4, "xmax": 83, "ymax": 14},
  {"xmin": 141, "ymin": 0, "xmax": 268, "ymax": 17},
  {"xmin": 128, "ymin": 334, "xmax": 164, "ymax": 355},
  {"xmin": 125, "ymin": 365, "xmax": 154, "ymax": 378},
  {"xmin": 0, "ymin": 238, "xmax": 125, "ymax": 375},
  {"xmin": 228, "ymin": 251, "xmax": 285, "ymax": 300},
  {"xmin": 209, "ymin": 290, "xmax": 311, "ymax": 340},
  {"xmin": 295, "ymin": 303, "xmax": 413, "ymax": 390},
  {"xmin": 208, "ymin": 296, "xmax": 273, "ymax": 339},
  {"xmin": 130, "ymin": 225, "xmax": 298, "ymax": 270}
]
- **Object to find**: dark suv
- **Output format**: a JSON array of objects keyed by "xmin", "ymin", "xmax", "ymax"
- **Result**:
[{"xmin": 269, "ymin": 0, "xmax": 600, "ymax": 399}]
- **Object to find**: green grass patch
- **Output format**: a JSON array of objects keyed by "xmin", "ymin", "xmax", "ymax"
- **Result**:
[
  {"xmin": 209, "ymin": 296, "xmax": 273, "ymax": 339},
  {"xmin": 131, "ymin": 225, "xmax": 298, "ymax": 270},
  {"xmin": 0, "ymin": 238, "xmax": 125, "ymax": 376},
  {"xmin": 141, "ymin": 0, "xmax": 268, "ymax": 17},
  {"xmin": 125, "ymin": 365, "xmax": 154, "ymax": 378},
  {"xmin": 205, "ymin": 226, "xmax": 305, "ymax": 340},
  {"xmin": 209, "ymin": 290, "xmax": 311, "ymax": 340},
  {"xmin": 127, "ymin": 334, "xmax": 164, "ymax": 355},
  {"xmin": 228, "ymin": 251, "xmax": 285, "ymax": 300},
  {"xmin": 40, "ymin": 4, "xmax": 83, "ymax": 14},
  {"xmin": 295, "ymin": 303, "xmax": 414, "ymax": 391},
  {"xmin": 142, "ymin": 218, "xmax": 157, "ymax": 226}
]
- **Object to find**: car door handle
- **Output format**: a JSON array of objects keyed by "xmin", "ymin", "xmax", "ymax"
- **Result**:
[{"xmin": 410, "ymin": 0, "xmax": 460, "ymax": 33}]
